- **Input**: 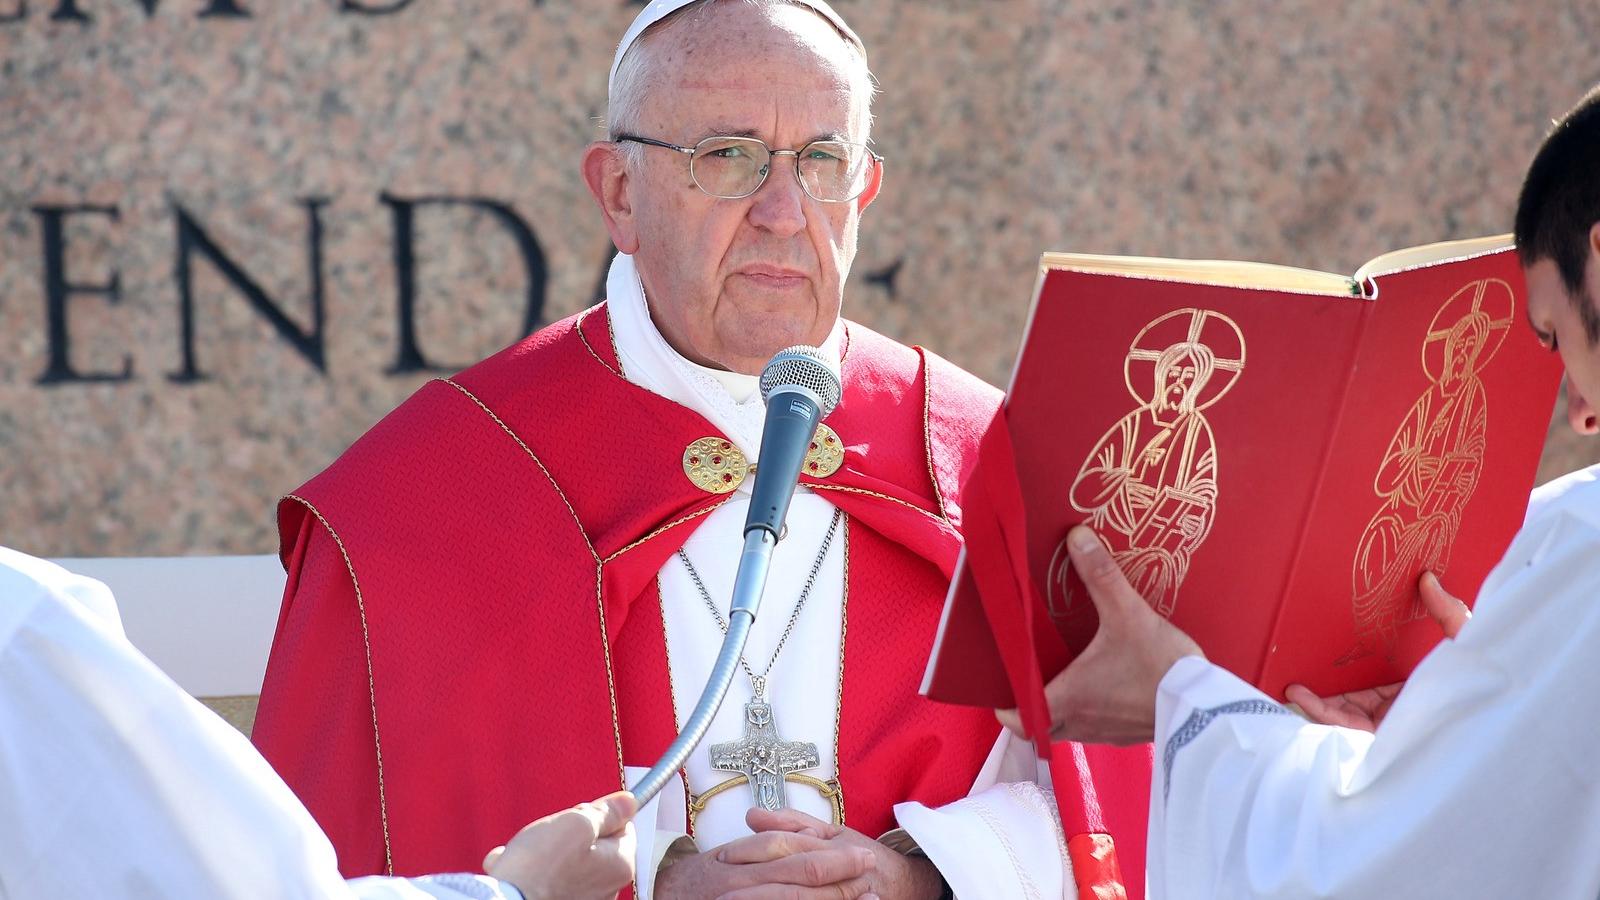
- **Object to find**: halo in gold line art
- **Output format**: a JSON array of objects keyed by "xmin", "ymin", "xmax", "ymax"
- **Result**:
[{"xmin": 1123, "ymin": 308, "xmax": 1246, "ymax": 411}]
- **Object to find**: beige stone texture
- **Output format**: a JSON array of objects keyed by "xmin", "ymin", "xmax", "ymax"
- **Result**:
[{"xmin": 2, "ymin": 0, "xmax": 1597, "ymax": 559}]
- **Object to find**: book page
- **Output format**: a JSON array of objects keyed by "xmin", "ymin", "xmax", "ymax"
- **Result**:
[
  {"xmin": 1042, "ymin": 253, "xmax": 1356, "ymax": 297},
  {"xmin": 1355, "ymin": 234, "xmax": 1514, "ymax": 285}
]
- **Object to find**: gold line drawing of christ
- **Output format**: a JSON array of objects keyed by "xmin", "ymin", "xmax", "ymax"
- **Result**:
[
  {"xmin": 1344, "ymin": 278, "xmax": 1514, "ymax": 660},
  {"xmin": 1047, "ymin": 308, "xmax": 1246, "ymax": 621}
]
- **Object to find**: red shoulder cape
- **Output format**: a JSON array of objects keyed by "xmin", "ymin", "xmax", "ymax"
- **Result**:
[{"xmin": 251, "ymin": 306, "xmax": 1148, "ymax": 893}]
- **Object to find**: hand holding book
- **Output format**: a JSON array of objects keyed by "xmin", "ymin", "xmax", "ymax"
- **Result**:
[
  {"xmin": 925, "ymin": 237, "xmax": 1563, "ymax": 712},
  {"xmin": 1009, "ymin": 532, "xmax": 1477, "ymax": 745},
  {"xmin": 997, "ymin": 525, "xmax": 1203, "ymax": 746},
  {"xmin": 1282, "ymin": 572, "xmax": 1471, "ymax": 733}
]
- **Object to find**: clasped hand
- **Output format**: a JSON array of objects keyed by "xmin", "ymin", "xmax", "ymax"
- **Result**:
[{"xmin": 655, "ymin": 807, "xmax": 944, "ymax": 900}]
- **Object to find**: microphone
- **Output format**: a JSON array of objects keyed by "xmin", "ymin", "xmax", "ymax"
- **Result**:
[
  {"xmin": 748, "ymin": 346, "xmax": 846, "ymax": 538},
  {"xmin": 629, "ymin": 346, "xmax": 843, "ymax": 810}
]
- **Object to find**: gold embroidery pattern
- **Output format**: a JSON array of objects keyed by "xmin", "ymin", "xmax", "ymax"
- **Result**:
[
  {"xmin": 595, "ymin": 563, "xmax": 627, "ymax": 789},
  {"xmin": 833, "ymin": 514, "xmax": 849, "ymax": 826},
  {"xmin": 576, "ymin": 304, "xmax": 624, "ymax": 379},
  {"xmin": 437, "ymin": 378, "xmax": 599, "ymax": 564},
  {"xmin": 281, "ymin": 494, "xmax": 394, "ymax": 877},
  {"xmin": 605, "ymin": 502, "xmax": 728, "ymax": 566},
  {"xmin": 651, "ymin": 573, "xmax": 696, "ymax": 833},
  {"xmin": 435, "ymin": 377, "xmax": 625, "ymax": 826},
  {"xmin": 1345, "ymin": 278, "xmax": 1513, "ymax": 660},
  {"xmin": 809, "ymin": 483, "xmax": 945, "ymax": 530},
  {"xmin": 917, "ymin": 348, "xmax": 952, "ymax": 524},
  {"xmin": 1049, "ymin": 308, "xmax": 1246, "ymax": 620}
]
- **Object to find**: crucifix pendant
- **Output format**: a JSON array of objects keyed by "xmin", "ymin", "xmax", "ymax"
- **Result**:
[{"xmin": 708, "ymin": 688, "xmax": 820, "ymax": 812}]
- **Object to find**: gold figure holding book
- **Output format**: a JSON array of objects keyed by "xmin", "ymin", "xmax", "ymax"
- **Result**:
[
  {"xmin": 1346, "ymin": 279, "xmax": 1515, "ymax": 659},
  {"xmin": 1049, "ymin": 309, "xmax": 1246, "ymax": 620}
]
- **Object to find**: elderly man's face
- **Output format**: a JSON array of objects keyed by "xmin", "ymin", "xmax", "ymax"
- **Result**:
[{"xmin": 595, "ymin": 3, "xmax": 878, "ymax": 375}]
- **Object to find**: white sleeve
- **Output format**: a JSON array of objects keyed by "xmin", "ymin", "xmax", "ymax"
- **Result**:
[
  {"xmin": 346, "ymin": 874, "xmax": 522, "ymax": 899},
  {"xmin": 0, "ymin": 551, "xmax": 520, "ymax": 900},
  {"xmin": 892, "ymin": 729, "xmax": 1075, "ymax": 899},
  {"xmin": 1150, "ymin": 511, "xmax": 1600, "ymax": 900}
]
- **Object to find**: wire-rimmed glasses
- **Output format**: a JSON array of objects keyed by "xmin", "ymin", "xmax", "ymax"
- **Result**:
[{"xmin": 615, "ymin": 134, "xmax": 882, "ymax": 203}]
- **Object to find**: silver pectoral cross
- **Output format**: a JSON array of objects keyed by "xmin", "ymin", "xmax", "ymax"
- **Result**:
[{"xmin": 709, "ymin": 695, "xmax": 820, "ymax": 812}]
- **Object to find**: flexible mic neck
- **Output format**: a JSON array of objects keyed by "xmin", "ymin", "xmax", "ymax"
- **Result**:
[{"xmin": 628, "ymin": 344, "xmax": 841, "ymax": 811}]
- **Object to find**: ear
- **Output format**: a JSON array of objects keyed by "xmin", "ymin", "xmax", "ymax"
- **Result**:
[
  {"xmin": 582, "ymin": 142, "xmax": 640, "ymax": 255},
  {"xmin": 1589, "ymin": 221, "xmax": 1600, "ymax": 261},
  {"xmin": 854, "ymin": 157, "xmax": 883, "ymax": 214}
]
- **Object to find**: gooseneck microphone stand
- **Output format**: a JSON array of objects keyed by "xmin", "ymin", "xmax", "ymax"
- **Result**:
[{"xmin": 629, "ymin": 346, "xmax": 841, "ymax": 810}]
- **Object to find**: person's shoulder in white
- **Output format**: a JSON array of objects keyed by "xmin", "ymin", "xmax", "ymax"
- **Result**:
[
  {"xmin": 0, "ymin": 546, "xmax": 533, "ymax": 900},
  {"xmin": 0, "ymin": 545, "xmax": 122, "ymax": 633},
  {"xmin": 1525, "ymin": 460, "xmax": 1600, "ymax": 528}
]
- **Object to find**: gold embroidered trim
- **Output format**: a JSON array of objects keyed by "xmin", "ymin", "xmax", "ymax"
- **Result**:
[
  {"xmin": 436, "ymin": 377, "xmax": 599, "ymax": 565},
  {"xmin": 576, "ymin": 304, "xmax": 624, "ymax": 378},
  {"xmin": 652, "ymin": 573, "xmax": 696, "ymax": 833},
  {"xmin": 834, "ymin": 514, "xmax": 850, "ymax": 826},
  {"xmin": 918, "ymin": 349, "xmax": 952, "ymax": 524},
  {"xmin": 604, "ymin": 302, "xmax": 624, "ymax": 370},
  {"xmin": 595, "ymin": 562, "xmax": 626, "ymax": 790},
  {"xmin": 603, "ymin": 501, "xmax": 727, "ymax": 565},
  {"xmin": 282, "ymin": 494, "xmax": 394, "ymax": 877},
  {"xmin": 430, "ymin": 377, "xmax": 625, "ymax": 832},
  {"xmin": 809, "ymin": 483, "xmax": 947, "ymax": 530}
]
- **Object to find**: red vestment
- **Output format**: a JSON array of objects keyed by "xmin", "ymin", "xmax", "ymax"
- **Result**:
[{"xmin": 252, "ymin": 305, "xmax": 1150, "ymax": 893}]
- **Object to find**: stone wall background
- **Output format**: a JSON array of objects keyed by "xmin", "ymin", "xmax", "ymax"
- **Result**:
[{"xmin": 3, "ymin": 0, "xmax": 1598, "ymax": 558}]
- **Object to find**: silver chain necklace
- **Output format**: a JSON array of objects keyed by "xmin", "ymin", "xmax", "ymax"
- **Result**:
[{"xmin": 676, "ymin": 506, "xmax": 842, "ymax": 812}]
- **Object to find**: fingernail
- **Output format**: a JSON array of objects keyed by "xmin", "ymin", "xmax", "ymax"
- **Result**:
[
  {"xmin": 799, "ymin": 827, "xmax": 820, "ymax": 837},
  {"xmin": 858, "ymin": 848, "xmax": 877, "ymax": 866},
  {"xmin": 1070, "ymin": 526, "xmax": 1099, "ymax": 551}
]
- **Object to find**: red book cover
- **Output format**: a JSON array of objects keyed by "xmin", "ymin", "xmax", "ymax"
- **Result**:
[{"xmin": 924, "ymin": 237, "xmax": 1564, "ymax": 709}]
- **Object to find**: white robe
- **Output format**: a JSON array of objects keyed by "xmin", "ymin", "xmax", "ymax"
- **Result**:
[
  {"xmin": 604, "ymin": 253, "xmax": 1074, "ymax": 899},
  {"xmin": 0, "ymin": 548, "xmax": 521, "ymax": 900},
  {"xmin": 1150, "ymin": 463, "xmax": 1600, "ymax": 899}
]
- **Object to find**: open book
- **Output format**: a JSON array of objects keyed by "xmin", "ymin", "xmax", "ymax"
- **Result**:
[{"xmin": 923, "ymin": 237, "xmax": 1564, "ymax": 708}]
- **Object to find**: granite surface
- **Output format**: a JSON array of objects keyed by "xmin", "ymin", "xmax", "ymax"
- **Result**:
[{"xmin": 3, "ymin": 0, "xmax": 1598, "ymax": 557}]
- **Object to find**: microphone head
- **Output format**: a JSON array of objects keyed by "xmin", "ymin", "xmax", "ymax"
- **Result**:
[{"xmin": 759, "ymin": 346, "xmax": 843, "ymax": 417}]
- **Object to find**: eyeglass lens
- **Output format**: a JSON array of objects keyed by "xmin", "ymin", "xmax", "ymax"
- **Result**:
[{"xmin": 689, "ymin": 137, "xmax": 873, "ymax": 202}]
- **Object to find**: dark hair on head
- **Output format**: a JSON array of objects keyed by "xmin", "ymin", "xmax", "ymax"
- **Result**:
[{"xmin": 1515, "ymin": 84, "xmax": 1600, "ymax": 295}]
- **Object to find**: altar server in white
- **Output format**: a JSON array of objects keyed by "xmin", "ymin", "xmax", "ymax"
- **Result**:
[
  {"xmin": 1017, "ymin": 84, "xmax": 1600, "ymax": 900},
  {"xmin": 0, "ymin": 547, "xmax": 635, "ymax": 900}
]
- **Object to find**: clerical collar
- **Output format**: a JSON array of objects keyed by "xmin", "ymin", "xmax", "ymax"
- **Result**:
[
  {"xmin": 684, "ymin": 356, "xmax": 761, "ymax": 405},
  {"xmin": 604, "ymin": 251, "xmax": 843, "ymax": 456}
]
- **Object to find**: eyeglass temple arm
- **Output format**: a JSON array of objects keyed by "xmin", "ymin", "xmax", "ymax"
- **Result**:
[{"xmin": 613, "ymin": 134, "xmax": 695, "ymax": 155}]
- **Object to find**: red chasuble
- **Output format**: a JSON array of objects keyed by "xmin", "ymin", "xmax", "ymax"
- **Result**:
[{"xmin": 252, "ymin": 304, "xmax": 1149, "ymax": 893}]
